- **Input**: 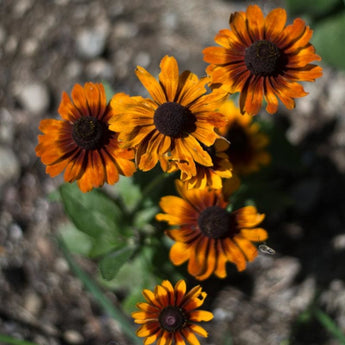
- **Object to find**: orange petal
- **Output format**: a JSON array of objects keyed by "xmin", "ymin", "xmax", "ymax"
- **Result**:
[
  {"xmin": 142, "ymin": 289, "xmax": 161, "ymax": 308},
  {"xmin": 136, "ymin": 66, "xmax": 167, "ymax": 104},
  {"xmin": 137, "ymin": 323, "xmax": 160, "ymax": 338},
  {"xmin": 181, "ymin": 329, "xmax": 200, "ymax": 345},
  {"xmin": 155, "ymin": 285, "xmax": 170, "ymax": 307},
  {"xmin": 71, "ymin": 84, "xmax": 88, "ymax": 116},
  {"xmin": 234, "ymin": 235, "xmax": 258, "ymax": 262},
  {"xmin": 188, "ymin": 324, "xmax": 209, "ymax": 338},
  {"xmin": 229, "ymin": 11, "xmax": 252, "ymax": 46},
  {"xmin": 58, "ymin": 92, "xmax": 80, "ymax": 121},
  {"xmin": 264, "ymin": 8, "xmax": 287, "ymax": 42},
  {"xmin": 223, "ymin": 238, "xmax": 246, "ymax": 271},
  {"xmin": 174, "ymin": 280, "xmax": 187, "ymax": 306},
  {"xmin": 84, "ymin": 82, "xmax": 107, "ymax": 119},
  {"xmin": 242, "ymin": 76, "xmax": 264, "ymax": 116},
  {"xmin": 214, "ymin": 240, "xmax": 228, "ymax": 278},
  {"xmin": 240, "ymin": 228, "xmax": 268, "ymax": 242},
  {"xmin": 170, "ymin": 242, "xmax": 191, "ymax": 266},
  {"xmin": 144, "ymin": 331, "xmax": 162, "ymax": 345},
  {"xmin": 264, "ymin": 77, "xmax": 279, "ymax": 114},
  {"xmin": 246, "ymin": 5, "xmax": 264, "ymax": 41},
  {"xmin": 189, "ymin": 310, "xmax": 214, "ymax": 322},
  {"xmin": 195, "ymin": 239, "xmax": 216, "ymax": 281},
  {"xmin": 234, "ymin": 206, "xmax": 265, "ymax": 227},
  {"xmin": 174, "ymin": 331, "xmax": 186, "ymax": 345},
  {"xmin": 159, "ymin": 56, "xmax": 179, "ymax": 102}
]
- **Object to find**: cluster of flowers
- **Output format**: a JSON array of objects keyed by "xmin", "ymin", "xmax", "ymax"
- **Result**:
[{"xmin": 36, "ymin": 5, "xmax": 322, "ymax": 345}]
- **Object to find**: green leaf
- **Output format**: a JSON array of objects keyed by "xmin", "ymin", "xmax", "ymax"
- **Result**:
[
  {"xmin": 312, "ymin": 11, "xmax": 345, "ymax": 70},
  {"xmin": 58, "ymin": 221, "xmax": 92, "ymax": 255},
  {"xmin": 315, "ymin": 309, "xmax": 345, "ymax": 344},
  {"xmin": 59, "ymin": 183, "xmax": 123, "ymax": 239},
  {"xmin": 115, "ymin": 175, "xmax": 142, "ymax": 211},
  {"xmin": 99, "ymin": 244, "xmax": 137, "ymax": 280}
]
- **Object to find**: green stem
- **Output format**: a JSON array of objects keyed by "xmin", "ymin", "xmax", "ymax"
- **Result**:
[
  {"xmin": 131, "ymin": 172, "xmax": 172, "ymax": 214},
  {"xmin": 57, "ymin": 236, "xmax": 141, "ymax": 345},
  {"xmin": 0, "ymin": 335, "xmax": 40, "ymax": 345}
]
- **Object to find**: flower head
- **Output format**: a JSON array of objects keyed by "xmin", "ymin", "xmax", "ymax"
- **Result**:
[
  {"xmin": 36, "ymin": 82, "xmax": 136, "ymax": 192},
  {"xmin": 156, "ymin": 181, "xmax": 268, "ymax": 280},
  {"xmin": 203, "ymin": 5, "xmax": 323, "ymax": 115},
  {"xmin": 218, "ymin": 99, "xmax": 271, "ymax": 175},
  {"xmin": 109, "ymin": 55, "xmax": 227, "ymax": 178},
  {"xmin": 132, "ymin": 280, "xmax": 213, "ymax": 345}
]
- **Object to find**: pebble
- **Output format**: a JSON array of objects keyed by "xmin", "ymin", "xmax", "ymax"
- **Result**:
[
  {"xmin": 14, "ymin": 82, "xmax": 50, "ymax": 115},
  {"xmin": 0, "ymin": 147, "xmax": 20, "ymax": 189},
  {"xmin": 134, "ymin": 51, "xmax": 151, "ymax": 68},
  {"xmin": 76, "ymin": 26, "xmax": 108, "ymax": 59},
  {"xmin": 86, "ymin": 59, "xmax": 114, "ymax": 80},
  {"xmin": 0, "ymin": 108, "xmax": 15, "ymax": 145},
  {"xmin": 64, "ymin": 330, "xmax": 84, "ymax": 344},
  {"xmin": 113, "ymin": 22, "xmax": 138, "ymax": 39}
]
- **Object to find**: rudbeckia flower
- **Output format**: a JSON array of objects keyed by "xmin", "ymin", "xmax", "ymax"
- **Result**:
[
  {"xmin": 36, "ymin": 82, "xmax": 136, "ymax": 192},
  {"xmin": 156, "ymin": 181, "xmax": 268, "ymax": 280},
  {"xmin": 218, "ymin": 99, "xmax": 271, "ymax": 175},
  {"xmin": 203, "ymin": 5, "xmax": 323, "ymax": 115},
  {"xmin": 132, "ymin": 279, "xmax": 213, "ymax": 345},
  {"xmin": 109, "ymin": 55, "xmax": 227, "ymax": 178}
]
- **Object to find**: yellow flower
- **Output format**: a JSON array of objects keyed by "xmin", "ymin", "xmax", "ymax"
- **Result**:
[
  {"xmin": 36, "ymin": 82, "xmax": 136, "ymax": 192},
  {"xmin": 203, "ymin": 5, "xmax": 322, "ymax": 115},
  {"xmin": 156, "ymin": 181, "xmax": 268, "ymax": 280},
  {"xmin": 109, "ymin": 55, "xmax": 227, "ymax": 178},
  {"xmin": 132, "ymin": 280, "xmax": 213, "ymax": 345},
  {"xmin": 218, "ymin": 99, "xmax": 271, "ymax": 175}
]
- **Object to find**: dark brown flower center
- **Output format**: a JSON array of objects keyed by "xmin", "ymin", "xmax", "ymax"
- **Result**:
[
  {"xmin": 159, "ymin": 306, "xmax": 186, "ymax": 332},
  {"xmin": 154, "ymin": 102, "xmax": 196, "ymax": 138},
  {"xmin": 198, "ymin": 206, "xmax": 239, "ymax": 239},
  {"xmin": 72, "ymin": 116, "xmax": 111, "ymax": 150},
  {"xmin": 244, "ymin": 40, "xmax": 282, "ymax": 76}
]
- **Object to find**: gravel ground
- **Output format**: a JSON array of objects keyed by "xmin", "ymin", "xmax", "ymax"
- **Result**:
[{"xmin": 1, "ymin": 0, "xmax": 345, "ymax": 344}]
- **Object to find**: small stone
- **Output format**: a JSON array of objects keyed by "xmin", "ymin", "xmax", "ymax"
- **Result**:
[
  {"xmin": 76, "ymin": 26, "xmax": 108, "ymax": 59},
  {"xmin": 9, "ymin": 223, "xmax": 23, "ymax": 241},
  {"xmin": 113, "ymin": 22, "xmax": 138, "ymax": 39},
  {"xmin": 0, "ymin": 147, "xmax": 20, "ymax": 188},
  {"xmin": 24, "ymin": 291, "xmax": 42, "ymax": 316},
  {"xmin": 14, "ymin": 82, "xmax": 50, "ymax": 115},
  {"xmin": 86, "ymin": 59, "xmax": 113, "ymax": 80},
  {"xmin": 64, "ymin": 330, "xmax": 84, "ymax": 344},
  {"xmin": 332, "ymin": 234, "xmax": 345, "ymax": 251},
  {"xmin": 0, "ymin": 108, "xmax": 15, "ymax": 145},
  {"xmin": 134, "ymin": 51, "xmax": 151, "ymax": 68}
]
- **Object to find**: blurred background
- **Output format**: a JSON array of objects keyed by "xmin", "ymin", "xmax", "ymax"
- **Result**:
[{"xmin": 1, "ymin": 0, "xmax": 345, "ymax": 344}]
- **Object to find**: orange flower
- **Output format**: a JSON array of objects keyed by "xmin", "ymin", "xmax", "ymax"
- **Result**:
[
  {"xmin": 203, "ymin": 5, "xmax": 323, "ymax": 115},
  {"xmin": 132, "ymin": 280, "xmax": 213, "ymax": 345},
  {"xmin": 177, "ymin": 138, "xmax": 233, "ymax": 190},
  {"xmin": 218, "ymin": 99, "xmax": 270, "ymax": 175},
  {"xmin": 109, "ymin": 55, "xmax": 227, "ymax": 178},
  {"xmin": 36, "ymin": 82, "xmax": 136, "ymax": 192},
  {"xmin": 156, "ymin": 181, "xmax": 268, "ymax": 280}
]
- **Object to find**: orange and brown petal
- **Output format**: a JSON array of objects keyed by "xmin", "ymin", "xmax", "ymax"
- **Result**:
[
  {"xmin": 203, "ymin": 4, "xmax": 322, "ymax": 115},
  {"xmin": 132, "ymin": 280, "xmax": 212, "ymax": 344},
  {"xmin": 36, "ymin": 82, "xmax": 136, "ymax": 192}
]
